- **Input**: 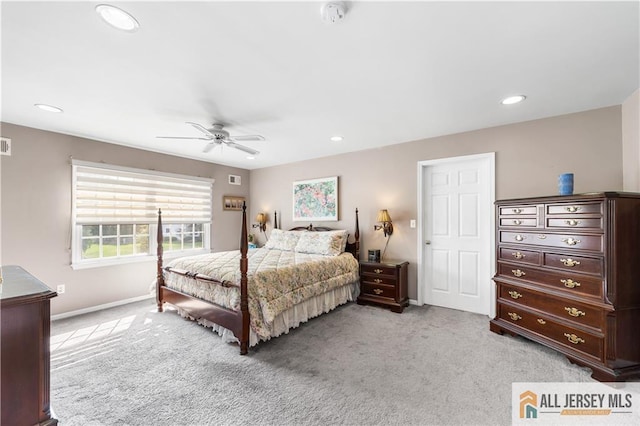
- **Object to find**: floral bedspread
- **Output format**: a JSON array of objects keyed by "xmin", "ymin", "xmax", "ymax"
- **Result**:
[{"xmin": 163, "ymin": 248, "xmax": 359, "ymax": 339}]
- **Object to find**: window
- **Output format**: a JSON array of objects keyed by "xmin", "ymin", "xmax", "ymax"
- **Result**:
[{"xmin": 71, "ymin": 160, "xmax": 213, "ymax": 268}]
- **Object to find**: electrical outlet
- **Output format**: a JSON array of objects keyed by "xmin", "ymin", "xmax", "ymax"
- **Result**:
[
  {"xmin": 410, "ymin": 219, "xmax": 416, "ymax": 228},
  {"xmin": 57, "ymin": 284, "xmax": 65, "ymax": 294}
]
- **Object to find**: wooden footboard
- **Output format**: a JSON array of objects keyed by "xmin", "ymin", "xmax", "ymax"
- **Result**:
[
  {"xmin": 156, "ymin": 203, "xmax": 250, "ymax": 354},
  {"xmin": 156, "ymin": 204, "xmax": 360, "ymax": 354}
]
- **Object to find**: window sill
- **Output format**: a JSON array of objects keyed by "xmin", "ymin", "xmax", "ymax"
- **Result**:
[{"xmin": 70, "ymin": 249, "xmax": 210, "ymax": 270}]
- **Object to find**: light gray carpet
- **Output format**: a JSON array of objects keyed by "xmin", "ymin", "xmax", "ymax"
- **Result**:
[{"xmin": 50, "ymin": 299, "xmax": 596, "ymax": 425}]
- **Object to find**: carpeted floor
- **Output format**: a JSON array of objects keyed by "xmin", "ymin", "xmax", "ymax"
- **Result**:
[{"xmin": 50, "ymin": 299, "xmax": 597, "ymax": 425}]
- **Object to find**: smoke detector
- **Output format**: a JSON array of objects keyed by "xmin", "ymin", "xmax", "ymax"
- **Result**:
[{"xmin": 321, "ymin": 2, "xmax": 346, "ymax": 24}]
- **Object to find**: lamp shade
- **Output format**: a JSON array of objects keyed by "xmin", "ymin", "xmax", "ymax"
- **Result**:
[
  {"xmin": 376, "ymin": 209, "xmax": 392, "ymax": 223},
  {"xmin": 255, "ymin": 213, "xmax": 266, "ymax": 224}
]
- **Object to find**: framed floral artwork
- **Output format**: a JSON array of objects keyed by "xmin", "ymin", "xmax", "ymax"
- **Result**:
[{"xmin": 293, "ymin": 176, "xmax": 338, "ymax": 221}]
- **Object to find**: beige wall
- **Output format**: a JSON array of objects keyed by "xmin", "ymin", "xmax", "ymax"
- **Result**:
[
  {"xmin": 622, "ymin": 88, "xmax": 640, "ymax": 191},
  {"xmin": 0, "ymin": 123, "xmax": 250, "ymax": 315},
  {"xmin": 249, "ymin": 106, "xmax": 624, "ymax": 301}
]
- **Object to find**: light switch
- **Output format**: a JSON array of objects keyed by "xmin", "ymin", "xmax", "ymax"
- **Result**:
[{"xmin": 410, "ymin": 219, "xmax": 416, "ymax": 228}]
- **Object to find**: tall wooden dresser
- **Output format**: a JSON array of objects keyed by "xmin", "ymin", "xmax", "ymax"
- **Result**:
[
  {"xmin": 1, "ymin": 265, "xmax": 58, "ymax": 425},
  {"xmin": 490, "ymin": 192, "xmax": 640, "ymax": 381}
]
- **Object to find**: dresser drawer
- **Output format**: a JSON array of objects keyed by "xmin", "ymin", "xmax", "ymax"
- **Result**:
[
  {"xmin": 499, "ymin": 231, "xmax": 603, "ymax": 252},
  {"xmin": 499, "ymin": 284, "xmax": 606, "ymax": 331},
  {"xmin": 497, "ymin": 303, "xmax": 603, "ymax": 360},
  {"xmin": 498, "ymin": 247, "xmax": 541, "ymax": 265},
  {"xmin": 499, "ymin": 205, "xmax": 538, "ymax": 216},
  {"xmin": 500, "ymin": 217, "xmax": 538, "ymax": 227},
  {"xmin": 546, "ymin": 202, "xmax": 603, "ymax": 215},
  {"xmin": 361, "ymin": 282, "xmax": 395, "ymax": 299},
  {"xmin": 546, "ymin": 217, "xmax": 603, "ymax": 230},
  {"xmin": 497, "ymin": 263, "xmax": 603, "ymax": 299},
  {"xmin": 543, "ymin": 252, "xmax": 603, "ymax": 276}
]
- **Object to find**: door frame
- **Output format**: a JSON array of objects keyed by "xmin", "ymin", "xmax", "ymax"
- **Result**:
[{"xmin": 416, "ymin": 152, "xmax": 496, "ymax": 317}]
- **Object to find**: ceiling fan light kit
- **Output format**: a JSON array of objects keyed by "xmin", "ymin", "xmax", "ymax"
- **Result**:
[{"xmin": 321, "ymin": 2, "xmax": 346, "ymax": 24}]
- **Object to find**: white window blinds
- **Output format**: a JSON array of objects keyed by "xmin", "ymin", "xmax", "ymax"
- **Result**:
[{"xmin": 72, "ymin": 160, "xmax": 213, "ymax": 224}]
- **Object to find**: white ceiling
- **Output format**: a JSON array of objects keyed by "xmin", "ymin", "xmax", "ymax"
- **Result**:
[{"xmin": 2, "ymin": 1, "xmax": 638, "ymax": 170}]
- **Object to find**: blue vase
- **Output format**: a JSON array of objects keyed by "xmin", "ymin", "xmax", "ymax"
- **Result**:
[{"xmin": 558, "ymin": 173, "xmax": 574, "ymax": 195}]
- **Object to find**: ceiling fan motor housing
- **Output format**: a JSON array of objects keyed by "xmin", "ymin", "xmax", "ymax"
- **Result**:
[{"xmin": 210, "ymin": 124, "xmax": 230, "ymax": 139}]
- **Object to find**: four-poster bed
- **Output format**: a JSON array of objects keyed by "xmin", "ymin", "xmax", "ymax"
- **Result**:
[{"xmin": 156, "ymin": 204, "xmax": 360, "ymax": 354}]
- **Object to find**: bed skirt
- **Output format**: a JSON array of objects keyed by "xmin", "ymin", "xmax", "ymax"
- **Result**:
[{"xmin": 173, "ymin": 281, "xmax": 360, "ymax": 347}]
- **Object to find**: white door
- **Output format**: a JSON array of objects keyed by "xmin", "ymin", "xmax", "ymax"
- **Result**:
[{"xmin": 418, "ymin": 153, "xmax": 494, "ymax": 315}]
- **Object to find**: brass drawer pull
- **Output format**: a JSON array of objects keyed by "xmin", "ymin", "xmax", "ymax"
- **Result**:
[
  {"xmin": 561, "ymin": 279, "xmax": 581, "ymax": 289},
  {"xmin": 513, "ymin": 219, "xmax": 522, "ymax": 225},
  {"xmin": 564, "ymin": 333, "xmax": 585, "ymax": 344},
  {"xmin": 508, "ymin": 312, "xmax": 522, "ymax": 321},
  {"xmin": 508, "ymin": 290, "xmax": 522, "ymax": 299},
  {"xmin": 373, "ymin": 278, "xmax": 383, "ymax": 284},
  {"xmin": 537, "ymin": 234, "xmax": 547, "ymax": 239},
  {"xmin": 565, "ymin": 206, "xmax": 581, "ymax": 213},
  {"xmin": 562, "ymin": 237, "xmax": 581, "ymax": 246},
  {"xmin": 511, "ymin": 269, "xmax": 526, "ymax": 277},
  {"xmin": 515, "ymin": 234, "xmax": 524, "ymax": 242},
  {"xmin": 373, "ymin": 288, "xmax": 383, "ymax": 295},
  {"xmin": 537, "ymin": 319, "xmax": 546, "ymax": 325},
  {"xmin": 374, "ymin": 268, "xmax": 383, "ymax": 274},
  {"xmin": 512, "ymin": 252, "xmax": 525, "ymax": 259},
  {"xmin": 565, "ymin": 219, "xmax": 580, "ymax": 227},
  {"xmin": 512, "ymin": 208, "xmax": 522, "ymax": 214},
  {"xmin": 565, "ymin": 307, "xmax": 586, "ymax": 317},
  {"xmin": 560, "ymin": 258, "xmax": 581, "ymax": 267}
]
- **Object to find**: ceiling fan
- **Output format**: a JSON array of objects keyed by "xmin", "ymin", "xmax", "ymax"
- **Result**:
[{"xmin": 157, "ymin": 122, "xmax": 264, "ymax": 155}]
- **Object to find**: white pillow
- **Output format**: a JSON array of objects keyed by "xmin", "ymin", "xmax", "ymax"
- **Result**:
[
  {"xmin": 294, "ymin": 230, "xmax": 348, "ymax": 256},
  {"xmin": 264, "ymin": 229, "xmax": 303, "ymax": 251}
]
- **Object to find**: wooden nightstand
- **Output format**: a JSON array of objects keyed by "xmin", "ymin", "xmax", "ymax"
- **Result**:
[{"xmin": 357, "ymin": 260, "xmax": 409, "ymax": 313}]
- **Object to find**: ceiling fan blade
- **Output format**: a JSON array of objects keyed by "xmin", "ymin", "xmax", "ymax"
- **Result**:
[
  {"xmin": 202, "ymin": 142, "xmax": 218, "ymax": 153},
  {"xmin": 156, "ymin": 136, "xmax": 212, "ymax": 140},
  {"xmin": 186, "ymin": 122, "xmax": 215, "ymax": 138},
  {"xmin": 224, "ymin": 140, "xmax": 259, "ymax": 155},
  {"xmin": 229, "ymin": 134, "xmax": 265, "ymax": 142}
]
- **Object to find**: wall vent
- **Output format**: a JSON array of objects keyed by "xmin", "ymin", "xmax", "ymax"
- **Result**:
[
  {"xmin": 0, "ymin": 137, "xmax": 11, "ymax": 156},
  {"xmin": 228, "ymin": 174, "xmax": 241, "ymax": 185}
]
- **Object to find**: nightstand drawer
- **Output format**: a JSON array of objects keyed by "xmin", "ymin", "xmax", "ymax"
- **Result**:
[
  {"xmin": 361, "ymin": 282, "xmax": 395, "ymax": 299},
  {"xmin": 360, "ymin": 264, "xmax": 397, "ymax": 277},
  {"xmin": 361, "ymin": 275, "xmax": 396, "ymax": 286}
]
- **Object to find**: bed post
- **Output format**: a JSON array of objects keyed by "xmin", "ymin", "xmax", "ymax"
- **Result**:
[
  {"xmin": 274, "ymin": 210, "xmax": 278, "ymax": 230},
  {"xmin": 239, "ymin": 202, "xmax": 250, "ymax": 354},
  {"xmin": 354, "ymin": 208, "xmax": 360, "ymax": 261},
  {"xmin": 156, "ymin": 209, "xmax": 164, "ymax": 312}
]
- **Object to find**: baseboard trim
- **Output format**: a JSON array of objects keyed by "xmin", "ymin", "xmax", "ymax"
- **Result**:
[
  {"xmin": 409, "ymin": 298, "xmax": 420, "ymax": 306},
  {"xmin": 51, "ymin": 294, "xmax": 153, "ymax": 321}
]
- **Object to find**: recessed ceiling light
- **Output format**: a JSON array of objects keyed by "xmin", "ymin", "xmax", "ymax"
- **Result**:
[
  {"xmin": 34, "ymin": 104, "xmax": 63, "ymax": 113},
  {"xmin": 96, "ymin": 4, "xmax": 139, "ymax": 32},
  {"xmin": 330, "ymin": 136, "xmax": 343, "ymax": 142},
  {"xmin": 501, "ymin": 95, "xmax": 527, "ymax": 105},
  {"xmin": 246, "ymin": 156, "xmax": 255, "ymax": 160}
]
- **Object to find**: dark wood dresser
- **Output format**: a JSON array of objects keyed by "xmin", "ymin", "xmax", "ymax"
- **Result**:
[
  {"xmin": 1, "ymin": 265, "xmax": 58, "ymax": 425},
  {"xmin": 357, "ymin": 260, "xmax": 409, "ymax": 313},
  {"xmin": 490, "ymin": 192, "xmax": 640, "ymax": 381}
]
